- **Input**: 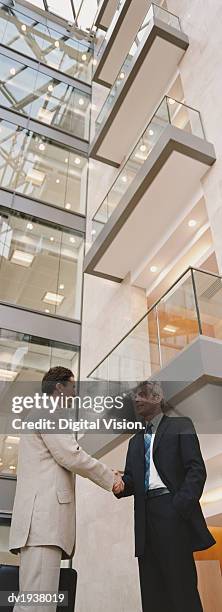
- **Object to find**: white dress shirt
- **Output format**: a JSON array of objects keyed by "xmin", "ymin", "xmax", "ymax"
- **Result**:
[{"xmin": 145, "ymin": 412, "xmax": 167, "ymax": 490}]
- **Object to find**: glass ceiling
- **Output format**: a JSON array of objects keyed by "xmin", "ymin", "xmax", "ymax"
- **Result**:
[{"xmin": 26, "ymin": 0, "xmax": 100, "ymax": 31}]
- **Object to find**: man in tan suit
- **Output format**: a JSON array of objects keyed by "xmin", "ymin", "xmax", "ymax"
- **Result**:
[{"xmin": 9, "ymin": 366, "xmax": 123, "ymax": 611}]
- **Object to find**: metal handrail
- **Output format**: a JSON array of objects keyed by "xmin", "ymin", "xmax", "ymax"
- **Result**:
[{"xmin": 87, "ymin": 266, "xmax": 222, "ymax": 378}]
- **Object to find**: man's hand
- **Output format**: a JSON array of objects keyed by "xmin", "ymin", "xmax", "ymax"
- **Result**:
[{"xmin": 112, "ymin": 470, "xmax": 125, "ymax": 494}]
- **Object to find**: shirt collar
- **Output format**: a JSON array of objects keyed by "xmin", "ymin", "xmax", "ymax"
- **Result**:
[{"xmin": 145, "ymin": 411, "xmax": 163, "ymax": 433}]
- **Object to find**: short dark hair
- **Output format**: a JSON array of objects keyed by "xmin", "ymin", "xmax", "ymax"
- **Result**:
[{"xmin": 42, "ymin": 366, "xmax": 74, "ymax": 394}]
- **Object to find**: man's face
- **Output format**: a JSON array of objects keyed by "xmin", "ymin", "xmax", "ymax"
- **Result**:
[
  {"xmin": 63, "ymin": 377, "xmax": 76, "ymax": 398},
  {"xmin": 133, "ymin": 383, "xmax": 163, "ymax": 419}
]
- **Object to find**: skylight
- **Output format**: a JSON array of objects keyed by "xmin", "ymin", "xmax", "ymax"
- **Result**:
[{"xmin": 24, "ymin": 0, "xmax": 101, "ymax": 31}]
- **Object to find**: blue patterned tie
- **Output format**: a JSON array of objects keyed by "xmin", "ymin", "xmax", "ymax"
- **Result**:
[{"xmin": 144, "ymin": 423, "xmax": 153, "ymax": 492}]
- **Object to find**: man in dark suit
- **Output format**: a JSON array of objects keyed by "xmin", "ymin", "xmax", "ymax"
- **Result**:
[{"xmin": 114, "ymin": 381, "xmax": 215, "ymax": 612}]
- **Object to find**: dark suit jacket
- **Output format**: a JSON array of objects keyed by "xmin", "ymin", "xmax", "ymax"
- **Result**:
[{"xmin": 117, "ymin": 415, "xmax": 215, "ymax": 557}]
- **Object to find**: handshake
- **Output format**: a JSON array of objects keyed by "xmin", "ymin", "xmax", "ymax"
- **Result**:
[{"xmin": 112, "ymin": 470, "xmax": 125, "ymax": 495}]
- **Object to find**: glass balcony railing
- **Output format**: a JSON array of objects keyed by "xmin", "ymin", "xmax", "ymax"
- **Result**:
[
  {"xmin": 88, "ymin": 268, "xmax": 222, "ymax": 382},
  {"xmin": 0, "ymin": 2, "xmax": 93, "ymax": 84},
  {"xmin": 90, "ymin": 96, "xmax": 205, "ymax": 243},
  {"xmin": 95, "ymin": 3, "xmax": 182, "ymax": 131},
  {"xmin": 0, "ymin": 53, "xmax": 91, "ymax": 140}
]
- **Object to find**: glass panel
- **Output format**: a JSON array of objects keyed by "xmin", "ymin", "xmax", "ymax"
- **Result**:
[
  {"xmin": 0, "ymin": 53, "xmax": 90, "ymax": 139},
  {"xmin": 27, "ymin": 0, "xmax": 44, "ymax": 8},
  {"xmin": 166, "ymin": 97, "xmax": 204, "ymax": 139},
  {"xmin": 153, "ymin": 4, "xmax": 181, "ymax": 30},
  {"xmin": 47, "ymin": 0, "xmax": 74, "ymax": 22},
  {"xmin": 157, "ymin": 271, "xmax": 199, "ymax": 367},
  {"xmin": 193, "ymin": 270, "xmax": 222, "ymax": 341},
  {"xmin": 92, "ymin": 197, "xmax": 108, "ymax": 240},
  {"xmin": 89, "ymin": 269, "xmax": 222, "ymax": 384},
  {"xmin": 147, "ymin": 307, "xmax": 161, "ymax": 374},
  {"xmin": 0, "ymin": 211, "xmax": 84, "ymax": 319},
  {"xmin": 0, "ymin": 3, "xmax": 93, "ymax": 83},
  {"xmin": 77, "ymin": 0, "xmax": 99, "ymax": 30},
  {"xmin": 0, "ymin": 329, "xmax": 79, "ymax": 474},
  {"xmin": 0, "ymin": 120, "xmax": 88, "ymax": 213}
]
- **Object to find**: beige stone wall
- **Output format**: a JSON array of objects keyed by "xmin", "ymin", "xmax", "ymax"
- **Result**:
[
  {"xmin": 80, "ymin": 273, "xmax": 147, "ymax": 378},
  {"xmin": 73, "ymin": 441, "xmax": 141, "ymax": 612},
  {"xmin": 167, "ymin": 0, "xmax": 222, "ymax": 272}
]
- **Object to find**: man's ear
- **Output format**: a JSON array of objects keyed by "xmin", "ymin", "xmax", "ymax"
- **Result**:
[{"xmin": 55, "ymin": 382, "xmax": 63, "ymax": 394}]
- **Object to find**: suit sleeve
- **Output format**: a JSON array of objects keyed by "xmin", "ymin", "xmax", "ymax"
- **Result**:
[
  {"xmin": 40, "ymin": 433, "xmax": 114, "ymax": 492},
  {"xmin": 115, "ymin": 439, "xmax": 134, "ymax": 499},
  {"xmin": 173, "ymin": 418, "xmax": 206, "ymax": 519}
]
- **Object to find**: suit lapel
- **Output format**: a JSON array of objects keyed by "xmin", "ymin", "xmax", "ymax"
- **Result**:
[{"xmin": 153, "ymin": 415, "xmax": 170, "ymax": 455}]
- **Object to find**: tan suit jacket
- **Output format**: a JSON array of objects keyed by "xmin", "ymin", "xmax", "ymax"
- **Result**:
[{"xmin": 9, "ymin": 432, "xmax": 114, "ymax": 559}]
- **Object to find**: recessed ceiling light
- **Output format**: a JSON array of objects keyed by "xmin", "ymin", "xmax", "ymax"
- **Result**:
[
  {"xmin": 56, "ymin": 178, "xmax": 60, "ymax": 184},
  {"xmin": 43, "ymin": 291, "xmax": 64, "ymax": 306},
  {"xmin": 11, "ymin": 250, "xmax": 34, "ymax": 267},
  {"xmin": 48, "ymin": 84, "xmax": 54, "ymax": 92},
  {"xmin": 75, "ymin": 157, "xmax": 81, "ymax": 165},
  {"xmin": 65, "ymin": 157, "xmax": 68, "ymax": 163},
  {"xmin": 163, "ymin": 325, "xmax": 178, "ymax": 334},
  {"xmin": 65, "ymin": 203, "xmax": 71, "ymax": 210},
  {"xmin": 140, "ymin": 144, "xmax": 147, "ymax": 152},
  {"xmin": 79, "ymin": 98, "xmax": 84, "ymax": 106},
  {"xmin": 7, "ymin": 446, "xmax": 12, "ymax": 450},
  {"xmin": 54, "ymin": 40, "xmax": 60, "ymax": 48},
  {"xmin": 149, "ymin": 129, "xmax": 154, "ymax": 136},
  {"xmin": 27, "ymin": 222, "xmax": 33, "ymax": 230},
  {"xmin": 39, "ymin": 143, "xmax": 45, "ymax": 151},
  {"xmin": 82, "ymin": 53, "xmax": 87, "ymax": 61},
  {"xmin": 121, "ymin": 175, "xmax": 127, "ymax": 183},
  {"xmin": 91, "ymin": 229, "xmax": 96, "ymax": 235},
  {"xmin": 9, "ymin": 465, "xmax": 16, "ymax": 470},
  {"xmin": 6, "ymin": 436, "xmax": 20, "ymax": 444},
  {"xmin": 59, "ymin": 284, "xmax": 64, "ymax": 290},
  {"xmin": 69, "ymin": 236, "xmax": 76, "ymax": 244},
  {"xmin": 45, "ymin": 308, "xmax": 50, "ymax": 314},
  {"xmin": 21, "ymin": 24, "xmax": 27, "ymax": 32},
  {"xmin": 50, "ymin": 236, "xmax": 54, "ymax": 242},
  {"xmin": 10, "ymin": 68, "xmax": 16, "ymax": 76},
  {"xmin": 150, "ymin": 265, "xmax": 158, "ymax": 273},
  {"xmin": 188, "ymin": 219, "xmax": 197, "ymax": 227},
  {"xmin": 0, "ymin": 369, "xmax": 17, "ymax": 381},
  {"xmin": 119, "ymin": 72, "xmax": 125, "ymax": 79},
  {"xmin": 26, "ymin": 168, "xmax": 45, "ymax": 185},
  {"xmin": 168, "ymin": 98, "xmax": 176, "ymax": 105}
]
